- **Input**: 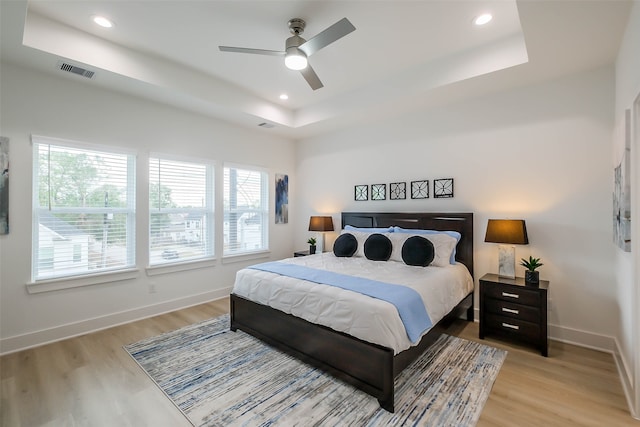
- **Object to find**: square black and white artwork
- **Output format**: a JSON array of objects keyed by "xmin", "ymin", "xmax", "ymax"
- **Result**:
[
  {"xmin": 371, "ymin": 184, "xmax": 386, "ymax": 201},
  {"xmin": 434, "ymin": 178, "xmax": 454, "ymax": 198},
  {"xmin": 389, "ymin": 182, "xmax": 406, "ymax": 200},
  {"xmin": 354, "ymin": 184, "xmax": 368, "ymax": 201},
  {"xmin": 411, "ymin": 180, "xmax": 429, "ymax": 199}
]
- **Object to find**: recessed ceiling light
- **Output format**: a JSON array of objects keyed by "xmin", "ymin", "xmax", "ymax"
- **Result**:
[
  {"xmin": 92, "ymin": 15, "xmax": 114, "ymax": 28},
  {"xmin": 474, "ymin": 13, "xmax": 493, "ymax": 26},
  {"xmin": 279, "ymin": 94, "xmax": 289, "ymax": 100}
]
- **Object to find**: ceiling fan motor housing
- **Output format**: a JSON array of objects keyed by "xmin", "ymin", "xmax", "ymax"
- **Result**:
[
  {"xmin": 288, "ymin": 18, "xmax": 306, "ymax": 35},
  {"xmin": 286, "ymin": 34, "xmax": 306, "ymax": 50}
]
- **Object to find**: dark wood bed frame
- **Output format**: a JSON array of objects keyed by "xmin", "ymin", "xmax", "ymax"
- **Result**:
[{"xmin": 230, "ymin": 212, "xmax": 474, "ymax": 412}]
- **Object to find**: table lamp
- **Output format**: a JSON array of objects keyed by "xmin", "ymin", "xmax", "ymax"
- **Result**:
[
  {"xmin": 308, "ymin": 216, "xmax": 334, "ymax": 253},
  {"xmin": 484, "ymin": 219, "xmax": 529, "ymax": 278}
]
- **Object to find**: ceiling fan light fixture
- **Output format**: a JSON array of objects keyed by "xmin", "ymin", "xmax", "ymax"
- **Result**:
[{"xmin": 285, "ymin": 48, "xmax": 308, "ymax": 70}]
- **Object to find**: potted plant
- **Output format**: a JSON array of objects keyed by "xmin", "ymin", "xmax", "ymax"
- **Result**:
[
  {"xmin": 520, "ymin": 256, "xmax": 543, "ymax": 285},
  {"xmin": 307, "ymin": 237, "xmax": 317, "ymax": 254}
]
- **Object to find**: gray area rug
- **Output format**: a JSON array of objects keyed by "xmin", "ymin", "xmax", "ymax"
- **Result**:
[{"xmin": 125, "ymin": 315, "xmax": 506, "ymax": 426}]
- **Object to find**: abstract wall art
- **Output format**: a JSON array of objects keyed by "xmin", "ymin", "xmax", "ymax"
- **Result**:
[
  {"xmin": 613, "ymin": 109, "xmax": 631, "ymax": 252},
  {"xmin": 275, "ymin": 173, "xmax": 288, "ymax": 224},
  {"xmin": 0, "ymin": 136, "xmax": 8, "ymax": 235}
]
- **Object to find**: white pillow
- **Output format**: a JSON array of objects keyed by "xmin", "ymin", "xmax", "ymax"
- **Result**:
[{"xmin": 386, "ymin": 232, "xmax": 456, "ymax": 267}]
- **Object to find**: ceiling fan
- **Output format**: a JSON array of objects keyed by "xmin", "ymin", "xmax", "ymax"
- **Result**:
[{"xmin": 219, "ymin": 17, "xmax": 356, "ymax": 90}]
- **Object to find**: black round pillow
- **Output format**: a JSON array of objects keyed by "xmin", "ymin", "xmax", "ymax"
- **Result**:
[
  {"xmin": 364, "ymin": 233, "xmax": 392, "ymax": 261},
  {"xmin": 401, "ymin": 236, "xmax": 435, "ymax": 267},
  {"xmin": 333, "ymin": 233, "xmax": 358, "ymax": 257}
]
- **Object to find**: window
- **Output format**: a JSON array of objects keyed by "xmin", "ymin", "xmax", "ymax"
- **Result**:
[
  {"xmin": 149, "ymin": 156, "xmax": 214, "ymax": 265},
  {"xmin": 32, "ymin": 137, "xmax": 136, "ymax": 281},
  {"xmin": 223, "ymin": 165, "xmax": 268, "ymax": 256}
]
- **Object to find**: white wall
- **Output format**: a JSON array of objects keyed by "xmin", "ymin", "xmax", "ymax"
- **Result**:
[
  {"xmin": 0, "ymin": 62, "xmax": 296, "ymax": 353},
  {"xmin": 614, "ymin": 0, "xmax": 640, "ymax": 419},
  {"xmin": 296, "ymin": 66, "xmax": 617, "ymax": 347}
]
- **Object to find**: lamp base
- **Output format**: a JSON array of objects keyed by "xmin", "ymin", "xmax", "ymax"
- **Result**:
[
  {"xmin": 497, "ymin": 244, "xmax": 516, "ymax": 279},
  {"xmin": 316, "ymin": 232, "xmax": 325, "ymax": 253}
]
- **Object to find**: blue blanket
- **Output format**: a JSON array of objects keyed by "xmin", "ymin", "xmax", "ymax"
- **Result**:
[{"xmin": 248, "ymin": 262, "xmax": 432, "ymax": 343}]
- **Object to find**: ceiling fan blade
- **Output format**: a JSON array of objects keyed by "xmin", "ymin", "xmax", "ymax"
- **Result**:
[
  {"xmin": 300, "ymin": 64, "xmax": 324, "ymax": 90},
  {"xmin": 298, "ymin": 18, "xmax": 355, "ymax": 56},
  {"xmin": 219, "ymin": 46, "xmax": 285, "ymax": 56}
]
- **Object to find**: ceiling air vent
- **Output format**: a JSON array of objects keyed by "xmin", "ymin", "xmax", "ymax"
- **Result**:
[
  {"xmin": 258, "ymin": 122, "xmax": 275, "ymax": 129},
  {"xmin": 57, "ymin": 62, "xmax": 95, "ymax": 79}
]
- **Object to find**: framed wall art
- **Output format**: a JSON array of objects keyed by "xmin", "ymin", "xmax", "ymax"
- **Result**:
[
  {"xmin": 434, "ymin": 178, "xmax": 454, "ymax": 198},
  {"xmin": 411, "ymin": 180, "xmax": 429, "ymax": 199},
  {"xmin": 0, "ymin": 136, "xmax": 8, "ymax": 235},
  {"xmin": 275, "ymin": 173, "xmax": 288, "ymax": 224},
  {"xmin": 354, "ymin": 184, "xmax": 368, "ymax": 201},
  {"xmin": 389, "ymin": 182, "xmax": 406, "ymax": 200},
  {"xmin": 371, "ymin": 184, "xmax": 386, "ymax": 201},
  {"xmin": 613, "ymin": 109, "xmax": 631, "ymax": 251}
]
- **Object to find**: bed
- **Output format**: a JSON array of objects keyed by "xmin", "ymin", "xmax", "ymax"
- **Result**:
[{"xmin": 230, "ymin": 212, "xmax": 474, "ymax": 412}]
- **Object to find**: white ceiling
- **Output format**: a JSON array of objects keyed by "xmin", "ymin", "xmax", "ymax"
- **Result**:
[{"xmin": 0, "ymin": 0, "xmax": 633, "ymax": 139}]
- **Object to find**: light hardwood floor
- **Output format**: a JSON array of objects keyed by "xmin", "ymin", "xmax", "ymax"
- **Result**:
[{"xmin": 1, "ymin": 297, "xmax": 638, "ymax": 426}]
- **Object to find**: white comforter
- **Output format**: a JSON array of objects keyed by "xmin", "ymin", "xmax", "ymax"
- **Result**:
[{"xmin": 232, "ymin": 253, "xmax": 474, "ymax": 354}]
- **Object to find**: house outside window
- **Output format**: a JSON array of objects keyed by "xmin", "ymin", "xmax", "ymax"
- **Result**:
[
  {"xmin": 149, "ymin": 155, "xmax": 214, "ymax": 265},
  {"xmin": 32, "ymin": 136, "xmax": 136, "ymax": 281},
  {"xmin": 73, "ymin": 244, "xmax": 82, "ymax": 263},
  {"xmin": 223, "ymin": 165, "xmax": 268, "ymax": 256},
  {"xmin": 39, "ymin": 246, "xmax": 54, "ymax": 271}
]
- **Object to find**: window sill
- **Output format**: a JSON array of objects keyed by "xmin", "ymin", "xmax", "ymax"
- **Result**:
[
  {"xmin": 27, "ymin": 268, "xmax": 139, "ymax": 294},
  {"xmin": 146, "ymin": 258, "xmax": 216, "ymax": 276},
  {"xmin": 222, "ymin": 250, "xmax": 270, "ymax": 265}
]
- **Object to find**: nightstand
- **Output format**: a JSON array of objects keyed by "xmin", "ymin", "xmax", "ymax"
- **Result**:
[
  {"xmin": 294, "ymin": 250, "xmax": 310, "ymax": 257},
  {"xmin": 479, "ymin": 273, "xmax": 549, "ymax": 356}
]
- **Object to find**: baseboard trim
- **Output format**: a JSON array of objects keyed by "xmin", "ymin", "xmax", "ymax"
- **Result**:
[
  {"xmin": 612, "ymin": 337, "xmax": 639, "ymax": 420},
  {"xmin": 547, "ymin": 323, "xmax": 616, "ymax": 353},
  {"xmin": 0, "ymin": 287, "xmax": 232, "ymax": 355}
]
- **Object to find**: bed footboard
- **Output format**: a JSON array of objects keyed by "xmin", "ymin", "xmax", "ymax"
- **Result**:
[
  {"xmin": 230, "ymin": 293, "xmax": 396, "ymax": 411},
  {"xmin": 230, "ymin": 292, "xmax": 474, "ymax": 413}
]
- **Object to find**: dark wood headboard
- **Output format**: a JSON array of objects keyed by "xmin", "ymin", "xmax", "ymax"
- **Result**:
[{"xmin": 341, "ymin": 212, "xmax": 474, "ymax": 278}]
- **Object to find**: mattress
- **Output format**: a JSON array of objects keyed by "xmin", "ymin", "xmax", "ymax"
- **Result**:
[{"xmin": 232, "ymin": 253, "xmax": 474, "ymax": 354}]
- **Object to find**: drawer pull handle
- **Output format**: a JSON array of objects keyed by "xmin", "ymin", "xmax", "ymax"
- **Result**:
[
  {"xmin": 502, "ymin": 292, "xmax": 519, "ymax": 299},
  {"xmin": 502, "ymin": 322, "xmax": 520, "ymax": 330},
  {"xmin": 502, "ymin": 307, "xmax": 519, "ymax": 315}
]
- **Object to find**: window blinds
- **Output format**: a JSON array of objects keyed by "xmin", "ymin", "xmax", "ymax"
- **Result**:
[
  {"xmin": 223, "ymin": 166, "xmax": 268, "ymax": 255},
  {"xmin": 32, "ymin": 137, "xmax": 136, "ymax": 281},
  {"xmin": 149, "ymin": 156, "xmax": 214, "ymax": 265}
]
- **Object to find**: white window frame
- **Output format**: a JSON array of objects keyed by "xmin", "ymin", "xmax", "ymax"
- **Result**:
[
  {"xmin": 223, "ymin": 163, "xmax": 269, "ymax": 259},
  {"xmin": 147, "ymin": 153, "xmax": 215, "ymax": 270},
  {"xmin": 28, "ymin": 136, "xmax": 137, "ymax": 293}
]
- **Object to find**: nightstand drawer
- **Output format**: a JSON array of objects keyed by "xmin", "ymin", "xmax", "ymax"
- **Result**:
[
  {"xmin": 485, "ymin": 313, "xmax": 540, "ymax": 340},
  {"xmin": 484, "ymin": 298, "xmax": 540, "ymax": 323},
  {"xmin": 481, "ymin": 282, "xmax": 540, "ymax": 306}
]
